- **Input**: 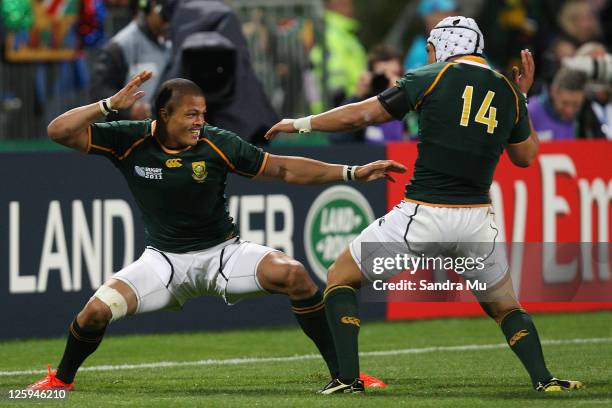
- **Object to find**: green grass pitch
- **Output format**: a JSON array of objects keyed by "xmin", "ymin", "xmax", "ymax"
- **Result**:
[{"xmin": 1, "ymin": 311, "xmax": 610, "ymax": 407}]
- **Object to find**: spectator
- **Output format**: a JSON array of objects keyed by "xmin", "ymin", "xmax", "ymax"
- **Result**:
[
  {"xmin": 163, "ymin": 0, "xmax": 279, "ymax": 145},
  {"xmin": 90, "ymin": 0, "xmax": 176, "ymax": 120},
  {"xmin": 557, "ymin": 0, "xmax": 602, "ymax": 46},
  {"xmin": 309, "ymin": 0, "xmax": 367, "ymax": 112},
  {"xmin": 529, "ymin": 68, "xmax": 588, "ymax": 141},
  {"xmin": 478, "ymin": 0, "xmax": 536, "ymax": 72},
  {"xmin": 334, "ymin": 45, "xmax": 406, "ymax": 143},
  {"xmin": 575, "ymin": 42, "xmax": 612, "ymax": 139},
  {"xmin": 537, "ymin": 37, "xmax": 577, "ymax": 93},
  {"xmin": 404, "ymin": 0, "xmax": 457, "ymax": 70}
]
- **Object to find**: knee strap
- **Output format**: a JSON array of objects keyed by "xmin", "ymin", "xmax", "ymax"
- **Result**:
[{"xmin": 93, "ymin": 285, "xmax": 128, "ymax": 322}]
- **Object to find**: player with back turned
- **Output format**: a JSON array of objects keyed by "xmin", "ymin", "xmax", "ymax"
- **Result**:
[
  {"xmin": 266, "ymin": 16, "xmax": 583, "ymax": 394},
  {"xmin": 26, "ymin": 72, "xmax": 402, "ymax": 391}
]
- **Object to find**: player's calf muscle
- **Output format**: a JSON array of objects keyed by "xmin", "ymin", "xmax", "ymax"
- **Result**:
[{"xmin": 326, "ymin": 250, "xmax": 362, "ymax": 289}]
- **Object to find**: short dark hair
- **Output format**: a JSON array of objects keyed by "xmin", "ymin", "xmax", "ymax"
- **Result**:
[
  {"xmin": 551, "ymin": 68, "xmax": 587, "ymax": 91},
  {"xmin": 153, "ymin": 78, "xmax": 204, "ymax": 119},
  {"xmin": 367, "ymin": 44, "xmax": 402, "ymax": 71}
]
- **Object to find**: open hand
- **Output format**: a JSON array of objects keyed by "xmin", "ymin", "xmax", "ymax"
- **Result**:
[
  {"xmin": 265, "ymin": 119, "xmax": 298, "ymax": 140},
  {"xmin": 354, "ymin": 160, "xmax": 407, "ymax": 182},
  {"xmin": 109, "ymin": 70, "xmax": 153, "ymax": 111},
  {"xmin": 512, "ymin": 49, "xmax": 535, "ymax": 95}
]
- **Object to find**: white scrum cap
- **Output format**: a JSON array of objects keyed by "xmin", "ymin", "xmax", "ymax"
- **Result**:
[{"xmin": 427, "ymin": 16, "xmax": 485, "ymax": 62}]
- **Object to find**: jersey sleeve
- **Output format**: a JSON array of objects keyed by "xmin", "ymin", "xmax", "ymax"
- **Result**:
[
  {"xmin": 508, "ymin": 92, "xmax": 531, "ymax": 144},
  {"xmin": 87, "ymin": 120, "xmax": 152, "ymax": 162},
  {"xmin": 378, "ymin": 62, "xmax": 448, "ymax": 119},
  {"xmin": 205, "ymin": 126, "xmax": 267, "ymax": 178}
]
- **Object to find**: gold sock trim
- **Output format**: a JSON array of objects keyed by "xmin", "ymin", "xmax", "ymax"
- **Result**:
[
  {"xmin": 323, "ymin": 285, "xmax": 355, "ymax": 298},
  {"xmin": 498, "ymin": 308, "xmax": 525, "ymax": 327},
  {"xmin": 69, "ymin": 322, "xmax": 104, "ymax": 343},
  {"xmin": 291, "ymin": 300, "xmax": 325, "ymax": 314},
  {"xmin": 292, "ymin": 303, "xmax": 326, "ymax": 314}
]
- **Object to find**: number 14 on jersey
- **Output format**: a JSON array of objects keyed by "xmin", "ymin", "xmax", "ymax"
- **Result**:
[{"xmin": 460, "ymin": 85, "xmax": 498, "ymax": 134}]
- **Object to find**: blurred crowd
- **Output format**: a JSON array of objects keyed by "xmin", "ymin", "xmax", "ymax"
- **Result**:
[
  {"xmin": 1, "ymin": 0, "xmax": 611, "ymax": 144},
  {"xmin": 313, "ymin": 0, "xmax": 612, "ymax": 143}
]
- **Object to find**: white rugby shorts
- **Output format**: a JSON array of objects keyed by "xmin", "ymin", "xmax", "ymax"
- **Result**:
[
  {"xmin": 112, "ymin": 237, "xmax": 278, "ymax": 314},
  {"xmin": 349, "ymin": 199, "xmax": 508, "ymax": 288}
]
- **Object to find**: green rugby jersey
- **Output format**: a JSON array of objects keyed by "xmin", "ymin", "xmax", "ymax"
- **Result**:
[
  {"xmin": 87, "ymin": 120, "xmax": 267, "ymax": 252},
  {"xmin": 380, "ymin": 56, "xmax": 530, "ymax": 205}
]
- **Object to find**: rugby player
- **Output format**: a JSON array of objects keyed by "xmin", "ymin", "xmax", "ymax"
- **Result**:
[
  {"xmin": 27, "ymin": 72, "xmax": 404, "ymax": 391},
  {"xmin": 265, "ymin": 16, "xmax": 583, "ymax": 394}
]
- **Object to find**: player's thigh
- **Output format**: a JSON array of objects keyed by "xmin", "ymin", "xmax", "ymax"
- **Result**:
[
  {"xmin": 459, "ymin": 207, "xmax": 509, "ymax": 299},
  {"xmin": 110, "ymin": 249, "xmax": 180, "ymax": 314},
  {"xmin": 350, "ymin": 201, "xmax": 440, "ymax": 282},
  {"xmin": 219, "ymin": 241, "xmax": 278, "ymax": 304}
]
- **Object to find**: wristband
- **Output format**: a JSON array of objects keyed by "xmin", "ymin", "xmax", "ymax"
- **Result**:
[
  {"xmin": 293, "ymin": 115, "xmax": 313, "ymax": 133},
  {"xmin": 98, "ymin": 98, "xmax": 118, "ymax": 116},
  {"xmin": 342, "ymin": 165, "xmax": 358, "ymax": 181}
]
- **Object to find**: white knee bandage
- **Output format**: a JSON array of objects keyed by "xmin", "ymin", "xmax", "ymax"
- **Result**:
[{"xmin": 93, "ymin": 285, "xmax": 128, "ymax": 322}]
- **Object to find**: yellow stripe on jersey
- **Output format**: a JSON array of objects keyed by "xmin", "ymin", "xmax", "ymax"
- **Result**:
[
  {"xmin": 119, "ymin": 136, "xmax": 151, "ymax": 160},
  {"xmin": 89, "ymin": 142, "xmax": 118, "ymax": 158},
  {"xmin": 202, "ymin": 138, "xmax": 261, "ymax": 178},
  {"xmin": 255, "ymin": 153, "xmax": 270, "ymax": 177},
  {"xmin": 87, "ymin": 124, "xmax": 120, "ymax": 158},
  {"xmin": 89, "ymin": 120, "xmax": 155, "ymax": 159},
  {"xmin": 500, "ymin": 75, "xmax": 520, "ymax": 125},
  {"xmin": 458, "ymin": 55, "xmax": 488, "ymax": 65},
  {"xmin": 86, "ymin": 126, "xmax": 93, "ymax": 154},
  {"xmin": 415, "ymin": 62, "xmax": 458, "ymax": 109},
  {"xmin": 202, "ymin": 138, "xmax": 234, "ymax": 168}
]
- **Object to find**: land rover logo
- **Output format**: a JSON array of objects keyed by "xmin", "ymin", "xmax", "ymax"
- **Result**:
[{"xmin": 304, "ymin": 186, "xmax": 374, "ymax": 282}]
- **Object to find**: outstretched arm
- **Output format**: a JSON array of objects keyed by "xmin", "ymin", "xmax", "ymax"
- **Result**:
[
  {"xmin": 264, "ymin": 97, "xmax": 393, "ymax": 140},
  {"xmin": 258, "ymin": 154, "xmax": 406, "ymax": 185},
  {"xmin": 47, "ymin": 71, "xmax": 153, "ymax": 152}
]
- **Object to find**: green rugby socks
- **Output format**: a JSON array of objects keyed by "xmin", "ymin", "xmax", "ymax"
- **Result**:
[
  {"xmin": 324, "ymin": 285, "xmax": 360, "ymax": 383},
  {"xmin": 291, "ymin": 291, "xmax": 339, "ymax": 378},
  {"xmin": 500, "ymin": 309, "xmax": 553, "ymax": 386},
  {"xmin": 56, "ymin": 319, "xmax": 107, "ymax": 384}
]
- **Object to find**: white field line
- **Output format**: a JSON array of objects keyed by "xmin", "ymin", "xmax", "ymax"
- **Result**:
[{"xmin": 1, "ymin": 336, "xmax": 611, "ymax": 378}]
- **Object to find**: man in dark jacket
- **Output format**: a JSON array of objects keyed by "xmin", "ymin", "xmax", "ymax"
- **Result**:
[{"xmin": 90, "ymin": 0, "xmax": 177, "ymax": 120}]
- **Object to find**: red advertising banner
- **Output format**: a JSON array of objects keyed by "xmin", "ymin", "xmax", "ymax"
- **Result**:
[{"xmin": 385, "ymin": 140, "xmax": 612, "ymax": 320}]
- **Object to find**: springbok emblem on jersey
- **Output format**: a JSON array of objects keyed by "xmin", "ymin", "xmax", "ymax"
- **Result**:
[{"xmin": 191, "ymin": 161, "xmax": 207, "ymax": 183}]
